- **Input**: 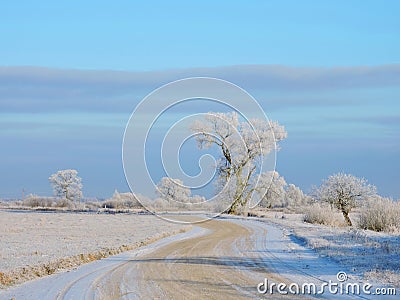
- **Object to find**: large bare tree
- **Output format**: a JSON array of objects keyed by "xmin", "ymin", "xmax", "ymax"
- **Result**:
[{"xmin": 191, "ymin": 112, "xmax": 287, "ymax": 214}]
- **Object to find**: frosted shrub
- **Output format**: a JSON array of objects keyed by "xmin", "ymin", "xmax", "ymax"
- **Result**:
[
  {"xmin": 103, "ymin": 191, "xmax": 142, "ymax": 209},
  {"xmin": 358, "ymin": 197, "xmax": 400, "ymax": 232},
  {"xmin": 212, "ymin": 199, "xmax": 231, "ymax": 213},
  {"xmin": 151, "ymin": 198, "xmax": 169, "ymax": 210},
  {"xmin": 103, "ymin": 199, "xmax": 132, "ymax": 209},
  {"xmin": 55, "ymin": 198, "xmax": 75, "ymax": 208},
  {"xmin": 102, "ymin": 199, "xmax": 120, "ymax": 209},
  {"xmin": 22, "ymin": 194, "xmax": 54, "ymax": 207},
  {"xmin": 303, "ymin": 203, "xmax": 343, "ymax": 226},
  {"xmin": 84, "ymin": 201, "xmax": 102, "ymax": 210}
]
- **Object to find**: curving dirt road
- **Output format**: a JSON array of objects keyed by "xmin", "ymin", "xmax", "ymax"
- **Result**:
[
  {"xmin": 93, "ymin": 217, "xmax": 289, "ymax": 300},
  {"xmin": 1, "ymin": 217, "xmax": 389, "ymax": 300}
]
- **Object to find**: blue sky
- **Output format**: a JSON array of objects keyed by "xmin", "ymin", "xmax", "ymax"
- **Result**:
[
  {"xmin": 1, "ymin": 1, "xmax": 399, "ymax": 69},
  {"xmin": 0, "ymin": 1, "xmax": 399, "ymax": 199}
]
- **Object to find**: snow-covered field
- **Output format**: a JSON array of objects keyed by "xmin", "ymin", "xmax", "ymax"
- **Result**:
[
  {"xmin": 251, "ymin": 211, "xmax": 400, "ymax": 287},
  {"xmin": 0, "ymin": 210, "xmax": 189, "ymax": 288},
  {"xmin": 1, "ymin": 208, "xmax": 398, "ymax": 298},
  {"xmin": 2, "ymin": 215, "xmax": 398, "ymax": 299}
]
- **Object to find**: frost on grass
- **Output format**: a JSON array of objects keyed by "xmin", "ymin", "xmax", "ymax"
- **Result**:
[
  {"xmin": 262, "ymin": 212, "xmax": 400, "ymax": 287},
  {"xmin": 0, "ymin": 211, "xmax": 188, "ymax": 288}
]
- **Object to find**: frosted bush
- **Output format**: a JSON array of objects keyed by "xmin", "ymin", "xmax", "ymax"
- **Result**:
[
  {"xmin": 22, "ymin": 194, "xmax": 54, "ymax": 207},
  {"xmin": 358, "ymin": 197, "xmax": 400, "ymax": 232},
  {"xmin": 303, "ymin": 203, "xmax": 344, "ymax": 226},
  {"xmin": 55, "ymin": 198, "xmax": 75, "ymax": 208},
  {"xmin": 151, "ymin": 198, "xmax": 169, "ymax": 210},
  {"xmin": 103, "ymin": 190, "xmax": 142, "ymax": 209}
]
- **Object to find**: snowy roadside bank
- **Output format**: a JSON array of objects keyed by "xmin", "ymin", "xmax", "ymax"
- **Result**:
[
  {"xmin": 0, "ymin": 211, "xmax": 190, "ymax": 288},
  {"xmin": 0, "ymin": 225, "xmax": 207, "ymax": 300},
  {"xmin": 248, "ymin": 212, "xmax": 400, "ymax": 288}
]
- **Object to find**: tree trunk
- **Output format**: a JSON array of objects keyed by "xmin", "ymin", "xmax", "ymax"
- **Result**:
[
  {"xmin": 225, "ymin": 170, "xmax": 243, "ymax": 215},
  {"xmin": 226, "ymin": 199, "xmax": 240, "ymax": 214},
  {"xmin": 342, "ymin": 210, "xmax": 352, "ymax": 226}
]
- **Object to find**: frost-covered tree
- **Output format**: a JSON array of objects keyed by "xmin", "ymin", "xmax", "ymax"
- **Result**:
[
  {"xmin": 49, "ymin": 169, "xmax": 83, "ymax": 204},
  {"xmin": 285, "ymin": 184, "xmax": 309, "ymax": 207},
  {"xmin": 191, "ymin": 112, "xmax": 287, "ymax": 214},
  {"xmin": 156, "ymin": 177, "xmax": 191, "ymax": 205},
  {"xmin": 257, "ymin": 171, "xmax": 287, "ymax": 208},
  {"xmin": 315, "ymin": 173, "xmax": 377, "ymax": 226}
]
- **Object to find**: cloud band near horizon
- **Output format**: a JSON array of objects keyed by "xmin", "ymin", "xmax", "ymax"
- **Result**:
[{"xmin": 0, "ymin": 64, "xmax": 399, "ymax": 199}]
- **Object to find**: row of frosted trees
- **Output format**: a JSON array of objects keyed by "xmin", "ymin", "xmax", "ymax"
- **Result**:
[{"xmin": 41, "ymin": 112, "xmax": 397, "ymax": 231}]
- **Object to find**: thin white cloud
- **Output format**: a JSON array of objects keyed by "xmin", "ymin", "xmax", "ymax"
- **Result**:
[{"xmin": 0, "ymin": 64, "xmax": 399, "ymax": 113}]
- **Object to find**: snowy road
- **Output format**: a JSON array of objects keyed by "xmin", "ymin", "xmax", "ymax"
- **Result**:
[{"xmin": 1, "ymin": 217, "xmax": 396, "ymax": 299}]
